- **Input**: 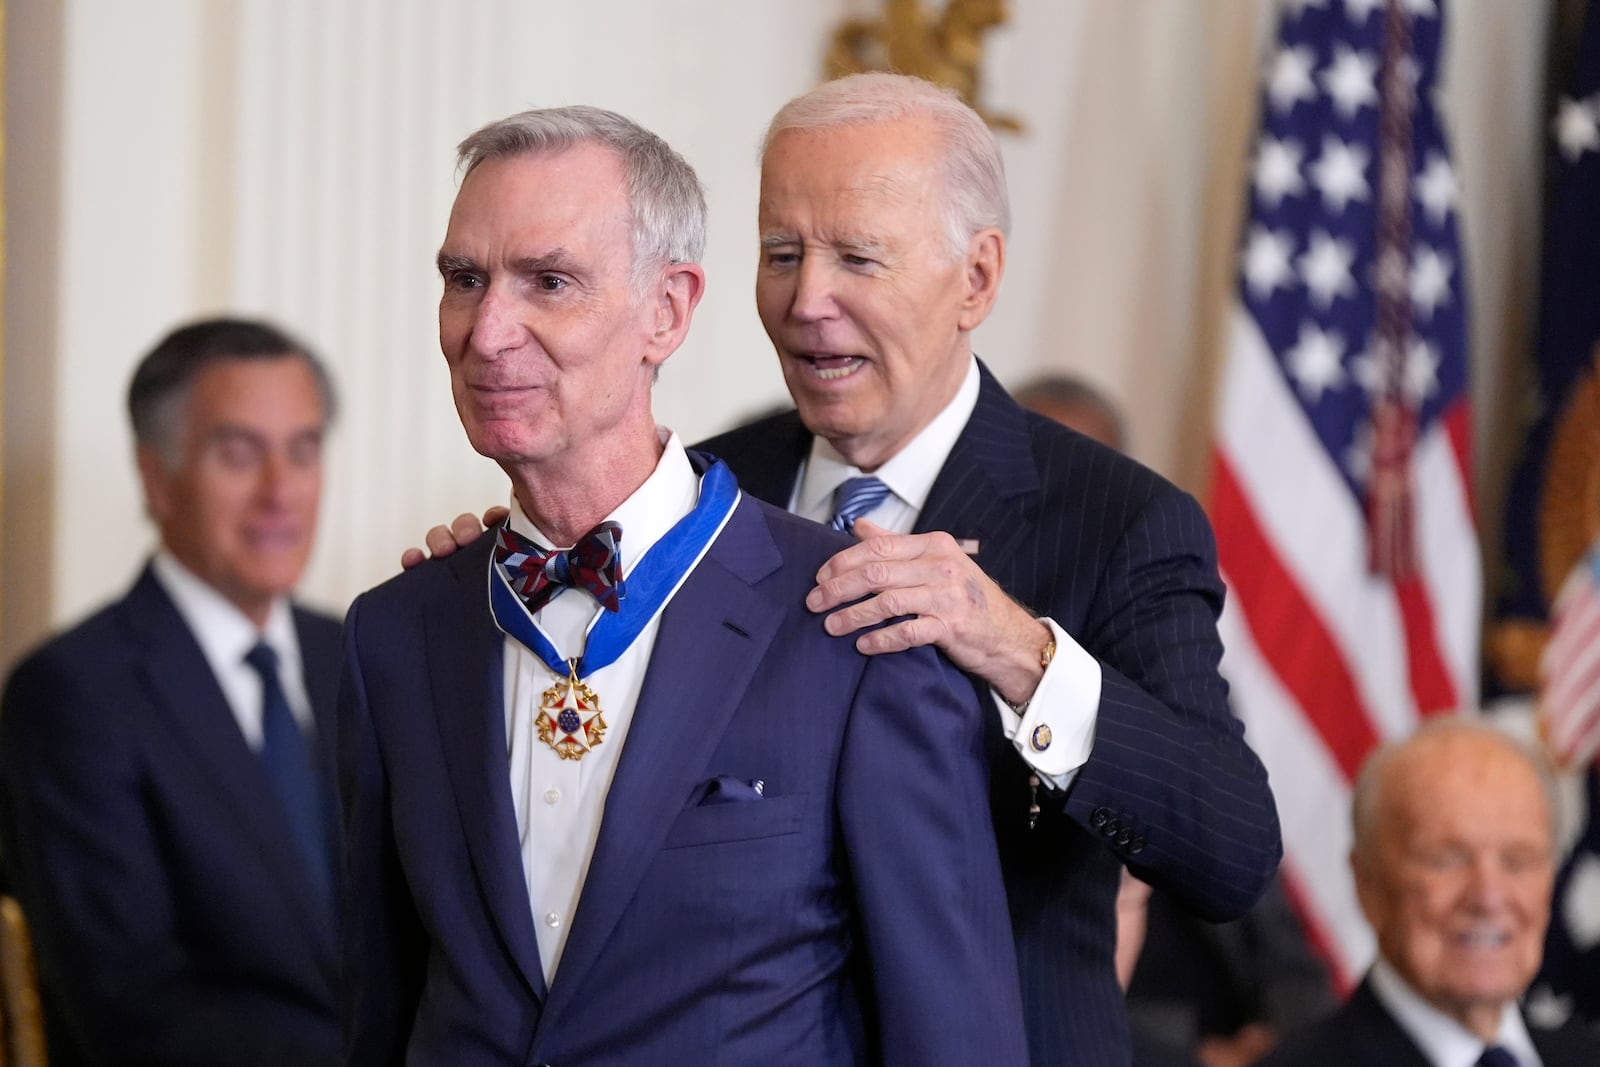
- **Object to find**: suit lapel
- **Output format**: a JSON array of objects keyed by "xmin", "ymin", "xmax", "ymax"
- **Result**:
[
  {"xmin": 295, "ymin": 607, "xmax": 344, "ymax": 904},
  {"xmin": 915, "ymin": 362, "xmax": 1040, "ymax": 592},
  {"xmin": 297, "ymin": 607, "xmax": 341, "ymax": 785},
  {"xmin": 427, "ymin": 538, "xmax": 548, "ymax": 1002},
  {"xmin": 539, "ymin": 497, "xmax": 783, "ymax": 1023},
  {"xmin": 118, "ymin": 567, "xmax": 339, "ymax": 979},
  {"xmin": 1345, "ymin": 976, "xmax": 1435, "ymax": 1065}
]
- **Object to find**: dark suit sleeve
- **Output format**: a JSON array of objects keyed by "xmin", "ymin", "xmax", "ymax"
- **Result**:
[
  {"xmin": 1065, "ymin": 484, "xmax": 1281, "ymax": 921},
  {"xmin": 0, "ymin": 652, "xmax": 291, "ymax": 1065},
  {"xmin": 336, "ymin": 594, "xmax": 426, "ymax": 1064},
  {"xmin": 836, "ymin": 644, "xmax": 1029, "ymax": 1066}
]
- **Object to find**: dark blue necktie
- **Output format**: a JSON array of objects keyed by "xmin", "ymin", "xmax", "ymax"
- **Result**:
[
  {"xmin": 245, "ymin": 642, "xmax": 335, "ymax": 919},
  {"xmin": 829, "ymin": 476, "xmax": 891, "ymax": 531},
  {"xmin": 1476, "ymin": 1046, "xmax": 1522, "ymax": 1067}
]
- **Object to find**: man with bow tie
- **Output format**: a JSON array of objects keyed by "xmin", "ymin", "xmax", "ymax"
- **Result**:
[
  {"xmin": 336, "ymin": 105, "xmax": 1027, "ymax": 1065},
  {"xmin": 418, "ymin": 72, "xmax": 1284, "ymax": 1066}
]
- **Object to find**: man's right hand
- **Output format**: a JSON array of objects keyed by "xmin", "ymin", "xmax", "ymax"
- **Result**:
[{"xmin": 399, "ymin": 507, "xmax": 508, "ymax": 569}]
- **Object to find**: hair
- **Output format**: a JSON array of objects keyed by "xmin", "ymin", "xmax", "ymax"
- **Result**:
[
  {"xmin": 761, "ymin": 72, "xmax": 1011, "ymax": 256},
  {"xmin": 127, "ymin": 317, "xmax": 335, "ymax": 465},
  {"xmin": 456, "ymin": 105, "xmax": 707, "ymax": 292},
  {"xmin": 1011, "ymin": 373, "xmax": 1128, "ymax": 451},
  {"xmin": 1350, "ymin": 717, "xmax": 1560, "ymax": 865}
]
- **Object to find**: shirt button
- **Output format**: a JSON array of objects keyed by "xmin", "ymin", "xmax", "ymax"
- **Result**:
[
  {"xmin": 543, "ymin": 788, "xmax": 561, "ymax": 806},
  {"xmin": 544, "ymin": 911, "xmax": 561, "ymax": 929}
]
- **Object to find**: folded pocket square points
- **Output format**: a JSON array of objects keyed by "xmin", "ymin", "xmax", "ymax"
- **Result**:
[{"xmin": 696, "ymin": 775, "xmax": 768, "ymax": 805}]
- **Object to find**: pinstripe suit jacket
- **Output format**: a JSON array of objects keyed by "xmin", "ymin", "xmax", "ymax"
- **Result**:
[{"xmin": 696, "ymin": 360, "xmax": 1283, "ymax": 1067}]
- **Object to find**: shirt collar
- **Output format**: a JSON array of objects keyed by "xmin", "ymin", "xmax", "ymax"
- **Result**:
[
  {"xmin": 795, "ymin": 355, "xmax": 980, "ymax": 518},
  {"xmin": 507, "ymin": 429, "xmax": 700, "ymax": 580},
  {"xmin": 150, "ymin": 550, "xmax": 297, "ymax": 668},
  {"xmin": 1369, "ymin": 958, "xmax": 1542, "ymax": 1067}
]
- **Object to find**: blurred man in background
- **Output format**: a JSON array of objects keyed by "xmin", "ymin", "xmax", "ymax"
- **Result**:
[
  {"xmin": 0, "ymin": 318, "xmax": 342, "ymax": 1066},
  {"xmin": 1259, "ymin": 719, "xmax": 1600, "ymax": 1067},
  {"xmin": 1011, "ymin": 373, "xmax": 1128, "ymax": 453}
]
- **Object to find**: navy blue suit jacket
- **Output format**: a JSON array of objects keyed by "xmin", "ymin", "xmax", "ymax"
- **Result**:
[
  {"xmin": 0, "ymin": 565, "xmax": 342, "ymax": 1067},
  {"xmin": 696, "ymin": 361, "xmax": 1284, "ymax": 1066},
  {"xmin": 1258, "ymin": 975, "xmax": 1600, "ymax": 1066},
  {"xmin": 337, "ymin": 491, "xmax": 1028, "ymax": 1066}
]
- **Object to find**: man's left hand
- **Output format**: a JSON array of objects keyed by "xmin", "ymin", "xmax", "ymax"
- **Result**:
[{"xmin": 807, "ymin": 518, "xmax": 1052, "ymax": 706}]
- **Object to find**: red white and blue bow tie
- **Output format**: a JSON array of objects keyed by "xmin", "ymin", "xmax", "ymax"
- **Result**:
[{"xmin": 494, "ymin": 521, "xmax": 624, "ymax": 613}]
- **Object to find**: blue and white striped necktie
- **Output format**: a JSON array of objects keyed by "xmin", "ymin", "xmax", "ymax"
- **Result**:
[{"xmin": 828, "ymin": 476, "xmax": 891, "ymax": 532}]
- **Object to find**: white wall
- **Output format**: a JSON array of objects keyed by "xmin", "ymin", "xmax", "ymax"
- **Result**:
[{"xmin": 1, "ymin": 0, "xmax": 1553, "ymax": 663}]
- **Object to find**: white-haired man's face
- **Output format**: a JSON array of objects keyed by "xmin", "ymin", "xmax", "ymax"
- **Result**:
[
  {"xmin": 754, "ymin": 116, "xmax": 1000, "ymax": 472},
  {"xmin": 1353, "ymin": 729, "xmax": 1555, "ymax": 1040}
]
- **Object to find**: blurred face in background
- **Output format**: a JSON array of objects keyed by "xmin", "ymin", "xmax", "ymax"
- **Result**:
[
  {"xmin": 139, "ymin": 356, "xmax": 326, "ymax": 626},
  {"xmin": 1353, "ymin": 729, "xmax": 1555, "ymax": 1040}
]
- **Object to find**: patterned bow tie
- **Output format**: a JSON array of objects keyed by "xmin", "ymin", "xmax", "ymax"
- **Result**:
[{"xmin": 494, "ymin": 521, "xmax": 625, "ymax": 613}]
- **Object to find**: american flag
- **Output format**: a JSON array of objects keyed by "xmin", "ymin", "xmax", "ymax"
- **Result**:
[
  {"xmin": 1208, "ymin": 0, "xmax": 1477, "ymax": 990},
  {"xmin": 1533, "ymin": 540, "xmax": 1600, "ymax": 1030},
  {"xmin": 1542, "ymin": 539, "xmax": 1600, "ymax": 770}
]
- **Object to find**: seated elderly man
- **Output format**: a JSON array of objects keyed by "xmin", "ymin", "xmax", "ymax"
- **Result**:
[{"xmin": 1260, "ymin": 719, "xmax": 1600, "ymax": 1067}]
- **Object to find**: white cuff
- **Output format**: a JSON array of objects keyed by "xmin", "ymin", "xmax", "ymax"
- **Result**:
[{"xmin": 991, "ymin": 617, "xmax": 1100, "ymax": 790}]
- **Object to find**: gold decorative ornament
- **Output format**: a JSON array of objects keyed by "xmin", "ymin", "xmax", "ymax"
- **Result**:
[
  {"xmin": 826, "ymin": 0, "xmax": 1022, "ymax": 132},
  {"xmin": 1537, "ymin": 349, "xmax": 1600, "ymax": 606},
  {"xmin": 535, "ymin": 660, "xmax": 608, "ymax": 761},
  {"xmin": 1487, "ymin": 619, "xmax": 1549, "ymax": 693},
  {"xmin": 1487, "ymin": 346, "xmax": 1600, "ymax": 690}
]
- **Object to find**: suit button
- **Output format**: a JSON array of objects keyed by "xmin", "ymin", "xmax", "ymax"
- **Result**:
[
  {"xmin": 1129, "ymin": 835, "xmax": 1147, "ymax": 854},
  {"xmin": 1103, "ymin": 819, "xmax": 1122, "ymax": 837},
  {"xmin": 1115, "ymin": 828, "xmax": 1133, "ymax": 847},
  {"xmin": 1091, "ymin": 807, "xmax": 1111, "ymax": 828}
]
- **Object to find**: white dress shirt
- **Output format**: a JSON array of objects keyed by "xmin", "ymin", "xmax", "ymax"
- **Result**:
[
  {"xmin": 789, "ymin": 356, "xmax": 1102, "ymax": 789},
  {"xmin": 502, "ymin": 432, "xmax": 728, "ymax": 986},
  {"xmin": 1369, "ymin": 957, "xmax": 1545, "ymax": 1067},
  {"xmin": 150, "ymin": 551, "xmax": 314, "ymax": 749}
]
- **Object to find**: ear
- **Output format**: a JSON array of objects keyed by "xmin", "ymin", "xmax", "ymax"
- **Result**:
[
  {"xmin": 136, "ymin": 445, "xmax": 174, "ymax": 524},
  {"xmin": 643, "ymin": 262, "xmax": 707, "ymax": 368},
  {"xmin": 956, "ymin": 228, "xmax": 1005, "ymax": 332}
]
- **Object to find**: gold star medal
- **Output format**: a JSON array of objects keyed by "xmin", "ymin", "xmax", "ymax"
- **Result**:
[{"xmin": 535, "ymin": 658, "xmax": 608, "ymax": 761}]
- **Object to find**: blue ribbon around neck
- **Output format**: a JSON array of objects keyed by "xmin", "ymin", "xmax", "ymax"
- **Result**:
[{"xmin": 488, "ymin": 460, "xmax": 740, "ymax": 679}]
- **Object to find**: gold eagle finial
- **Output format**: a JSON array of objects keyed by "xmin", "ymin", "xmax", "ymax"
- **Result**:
[{"xmin": 826, "ymin": 0, "xmax": 1022, "ymax": 133}]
